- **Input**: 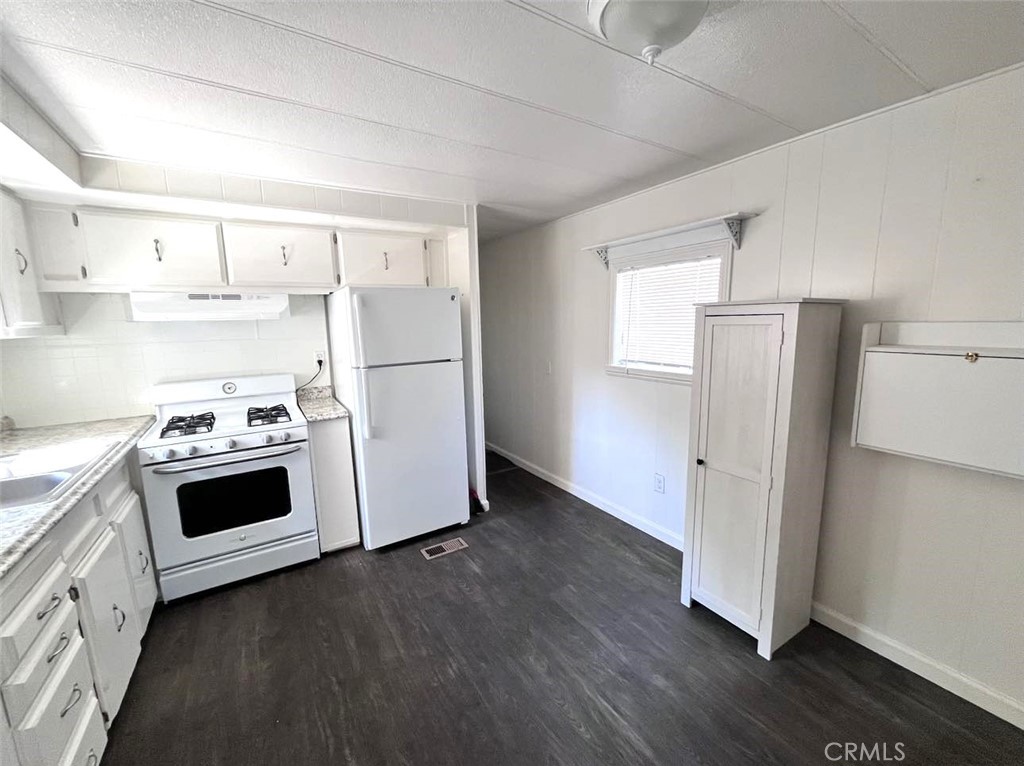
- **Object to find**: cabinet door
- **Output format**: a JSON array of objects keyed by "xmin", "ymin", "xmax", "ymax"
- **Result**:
[
  {"xmin": 71, "ymin": 529, "xmax": 141, "ymax": 722},
  {"xmin": 223, "ymin": 223, "xmax": 337, "ymax": 287},
  {"xmin": 109, "ymin": 494, "xmax": 158, "ymax": 633},
  {"xmin": 80, "ymin": 211, "xmax": 223, "ymax": 287},
  {"xmin": 0, "ymin": 190, "xmax": 59, "ymax": 328},
  {"xmin": 27, "ymin": 204, "xmax": 88, "ymax": 284},
  {"xmin": 340, "ymin": 233, "xmax": 427, "ymax": 286},
  {"xmin": 691, "ymin": 315, "xmax": 783, "ymax": 633},
  {"xmin": 309, "ymin": 417, "xmax": 360, "ymax": 552}
]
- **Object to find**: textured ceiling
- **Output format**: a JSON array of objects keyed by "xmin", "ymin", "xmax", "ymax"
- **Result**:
[{"xmin": 1, "ymin": 0, "xmax": 1022, "ymax": 240}]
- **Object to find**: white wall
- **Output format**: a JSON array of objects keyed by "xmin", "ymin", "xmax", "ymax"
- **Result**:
[
  {"xmin": 0, "ymin": 293, "xmax": 329, "ymax": 427},
  {"xmin": 480, "ymin": 66, "xmax": 1024, "ymax": 726}
]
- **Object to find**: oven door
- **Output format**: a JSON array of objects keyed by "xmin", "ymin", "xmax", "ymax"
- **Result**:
[{"xmin": 140, "ymin": 442, "xmax": 317, "ymax": 570}]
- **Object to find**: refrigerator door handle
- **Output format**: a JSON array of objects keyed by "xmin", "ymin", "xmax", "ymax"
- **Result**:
[
  {"xmin": 358, "ymin": 368, "xmax": 374, "ymax": 440},
  {"xmin": 352, "ymin": 293, "xmax": 367, "ymax": 368}
]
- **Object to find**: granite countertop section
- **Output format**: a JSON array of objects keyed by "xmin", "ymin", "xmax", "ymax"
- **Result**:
[
  {"xmin": 0, "ymin": 415, "xmax": 155, "ymax": 579},
  {"xmin": 297, "ymin": 386, "xmax": 349, "ymax": 422}
]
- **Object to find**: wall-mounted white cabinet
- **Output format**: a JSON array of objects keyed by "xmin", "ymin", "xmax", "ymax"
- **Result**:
[
  {"xmin": 222, "ymin": 222, "xmax": 338, "ymax": 288},
  {"xmin": 79, "ymin": 211, "xmax": 224, "ymax": 288},
  {"xmin": 0, "ymin": 189, "xmax": 64, "ymax": 337},
  {"xmin": 340, "ymin": 233, "xmax": 427, "ymax": 286},
  {"xmin": 853, "ymin": 321, "xmax": 1024, "ymax": 479},
  {"xmin": 681, "ymin": 299, "xmax": 843, "ymax": 660},
  {"xmin": 26, "ymin": 205, "xmax": 89, "ymax": 286}
]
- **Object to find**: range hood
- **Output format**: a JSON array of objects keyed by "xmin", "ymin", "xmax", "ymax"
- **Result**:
[{"xmin": 129, "ymin": 292, "xmax": 290, "ymax": 322}]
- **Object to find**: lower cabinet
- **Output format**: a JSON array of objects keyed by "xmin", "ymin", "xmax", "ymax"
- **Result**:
[
  {"xmin": 71, "ymin": 529, "xmax": 142, "ymax": 723},
  {"xmin": 12, "ymin": 633, "xmax": 95, "ymax": 765},
  {"xmin": 309, "ymin": 416, "xmax": 360, "ymax": 552},
  {"xmin": 109, "ymin": 495, "xmax": 158, "ymax": 633},
  {"xmin": 1, "ymin": 464, "xmax": 153, "ymax": 766}
]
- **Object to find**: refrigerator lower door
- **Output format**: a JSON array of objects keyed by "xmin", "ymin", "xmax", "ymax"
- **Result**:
[{"xmin": 352, "ymin": 360, "xmax": 469, "ymax": 549}]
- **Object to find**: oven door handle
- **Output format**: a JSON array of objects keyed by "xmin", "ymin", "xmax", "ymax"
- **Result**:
[{"xmin": 150, "ymin": 444, "xmax": 302, "ymax": 474}]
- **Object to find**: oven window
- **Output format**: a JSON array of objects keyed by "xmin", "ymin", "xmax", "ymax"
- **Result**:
[{"xmin": 177, "ymin": 466, "xmax": 292, "ymax": 538}]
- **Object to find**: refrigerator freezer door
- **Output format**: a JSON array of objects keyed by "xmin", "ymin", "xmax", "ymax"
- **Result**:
[
  {"xmin": 350, "ymin": 286, "xmax": 463, "ymax": 368},
  {"xmin": 352, "ymin": 360, "xmax": 469, "ymax": 549}
]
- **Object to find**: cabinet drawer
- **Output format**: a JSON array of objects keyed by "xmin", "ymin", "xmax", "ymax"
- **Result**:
[
  {"xmin": 58, "ymin": 693, "xmax": 106, "ymax": 766},
  {"xmin": 2, "ymin": 601, "xmax": 80, "ymax": 727},
  {"xmin": 0, "ymin": 560, "xmax": 70, "ymax": 679},
  {"xmin": 223, "ymin": 222, "xmax": 337, "ymax": 287},
  {"xmin": 13, "ymin": 633, "xmax": 92, "ymax": 766}
]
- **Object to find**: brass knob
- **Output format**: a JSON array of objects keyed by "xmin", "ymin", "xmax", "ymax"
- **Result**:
[{"xmin": 964, "ymin": 352, "xmax": 979, "ymax": 363}]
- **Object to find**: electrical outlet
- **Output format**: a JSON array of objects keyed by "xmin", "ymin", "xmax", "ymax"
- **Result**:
[
  {"xmin": 315, "ymin": 351, "xmax": 325, "ymax": 366},
  {"xmin": 654, "ymin": 473, "xmax": 665, "ymax": 494}
]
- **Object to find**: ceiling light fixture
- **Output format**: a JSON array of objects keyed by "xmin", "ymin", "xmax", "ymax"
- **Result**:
[{"xmin": 588, "ymin": 0, "xmax": 709, "ymax": 65}]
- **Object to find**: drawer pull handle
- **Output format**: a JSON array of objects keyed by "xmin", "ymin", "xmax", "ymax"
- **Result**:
[
  {"xmin": 964, "ymin": 351, "xmax": 980, "ymax": 363},
  {"xmin": 383, "ymin": 251, "xmax": 389, "ymax": 271},
  {"xmin": 47, "ymin": 632, "xmax": 71, "ymax": 663},
  {"xmin": 113, "ymin": 603, "xmax": 127, "ymax": 632},
  {"xmin": 14, "ymin": 247, "xmax": 28, "ymax": 275},
  {"xmin": 60, "ymin": 683, "xmax": 83, "ymax": 718},
  {"xmin": 139, "ymin": 550, "xmax": 150, "ymax": 574},
  {"xmin": 86, "ymin": 750, "xmax": 98, "ymax": 766},
  {"xmin": 154, "ymin": 238, "xmax": 162, "ymax": 262},
  {"xmin": 281, "ymin": 244, "xmax": 290, "ymax": 266},
  {"xmin": 36, "ymin": 593, "xmax": 61, "ymax": 620}
]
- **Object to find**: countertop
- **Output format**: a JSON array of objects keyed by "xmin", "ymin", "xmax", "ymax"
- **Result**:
[
  {"xmin": 297, "ymin": 387, "xmax": 349, "ymax": 422},
  {"xmin": 0, "ymin": 415, "xmax": 155, "ymax": 579}
]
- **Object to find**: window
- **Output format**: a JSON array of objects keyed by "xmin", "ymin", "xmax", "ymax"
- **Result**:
[{"xmin": 608, "ymin": 241, "xmax": 730, "ymax": 382}]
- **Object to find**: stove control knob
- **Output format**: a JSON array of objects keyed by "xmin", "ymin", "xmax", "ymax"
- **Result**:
[
  {"xmin": 185, "ymin": 445, "xmax": 198, "ymax": 456},
  {"xmin": 161, "ymin": 449, "xmax": 176, "ymax": 460},
  {"xmin": 224, "ymin": 439, "xmax": 237, "ymax": 450},
  {"xmin": 280, "ymin": 431, "xmax": 291, "ymax": 442},
  {"xmin": 261, "ymin": 433, "xmax": 274, "ymax": 445}
]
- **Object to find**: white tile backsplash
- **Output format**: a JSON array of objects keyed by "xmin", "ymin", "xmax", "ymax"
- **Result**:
[{"xmin": 1, "ymin": 294, "xmax": 330, "ymax": 428}]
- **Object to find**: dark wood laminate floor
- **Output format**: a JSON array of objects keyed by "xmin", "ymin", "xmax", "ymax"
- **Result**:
[{"xmin": 105, "ymin": 455, "xmax": 1024, "ymax": 766}]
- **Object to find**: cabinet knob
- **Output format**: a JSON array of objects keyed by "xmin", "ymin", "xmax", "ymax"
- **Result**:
[
  {"xmin": 696, "ymin": 458, "xmax": 705, "ymax": 466},
  {"xmin": 964, "ymin": 352, "xmax": 980, "ymax": 363}
]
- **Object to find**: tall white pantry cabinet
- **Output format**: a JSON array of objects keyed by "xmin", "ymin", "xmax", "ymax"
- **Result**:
[{"xmin": 681, "ymin": 299, "xmax": 843, "ymax": 659}]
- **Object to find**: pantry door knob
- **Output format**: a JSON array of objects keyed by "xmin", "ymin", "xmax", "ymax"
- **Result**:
[
  {"xmin": 696, "ymin": 458, "xmax": 705, "ymax": 466},
  {"xmin": 224, "ymin": 439, "xmax": 236, "ymax": 449}
]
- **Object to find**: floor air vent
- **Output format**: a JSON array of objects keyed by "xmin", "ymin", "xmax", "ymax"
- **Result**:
[{"xmin": 421, "ymin": 537, "xmax": 468, "ymax": 560}]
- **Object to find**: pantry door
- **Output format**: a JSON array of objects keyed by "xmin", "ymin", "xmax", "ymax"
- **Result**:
[{"xmin": 691, "ymin": 314, "xmax": 783, "ymax": 633}]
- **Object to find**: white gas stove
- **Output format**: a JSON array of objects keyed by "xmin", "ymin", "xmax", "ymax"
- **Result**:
[{"xmin": 138, "ymin": 374, "xmax": 319, "ymax": 600}]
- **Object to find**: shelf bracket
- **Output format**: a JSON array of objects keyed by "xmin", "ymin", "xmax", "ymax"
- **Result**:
[{"xmin": 595, "ymin": 247, "xmax": 609, "ymax": 269}]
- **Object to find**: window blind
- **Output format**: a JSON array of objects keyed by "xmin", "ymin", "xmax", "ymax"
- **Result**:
[{"xmin": 613, "ymin": 256, "xmax": 721, "ymax": 373}]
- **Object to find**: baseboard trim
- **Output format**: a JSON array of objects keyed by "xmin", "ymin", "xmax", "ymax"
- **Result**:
[
  {"xmin": 812, "ymin": 602, "xmax": 1023, "ymax": 730},
  {"xmin": 485, "ymin": 442, "xmax": 684, "ymax": 550}
]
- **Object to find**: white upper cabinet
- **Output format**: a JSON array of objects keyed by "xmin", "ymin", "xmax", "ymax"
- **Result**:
[
  {"xmin": 340, "ymin": 233, "xmax": 427, "ymax": 286},
  {"xmin": 222, "ymin": 222, "xmax": 337, "ymax": 288},
  {"xmin": 26, "ymin": 204, "xmax": 88, "ymax": 287},
  {"xmin": 0, "ymin": 189, "xmax": 63, "ymax": 335},
  {"xmin": 79, "ymin": 210, "xmax": 224, "ymax": 288}
]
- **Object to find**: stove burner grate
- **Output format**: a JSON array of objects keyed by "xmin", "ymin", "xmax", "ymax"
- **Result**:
[
  {"xmin": 248, "ymin": 404, "xmax": 291, "ymax": 427},
  {"xmin": 160, "ymin": 412, "xmax": 216, "ymax": 439}
]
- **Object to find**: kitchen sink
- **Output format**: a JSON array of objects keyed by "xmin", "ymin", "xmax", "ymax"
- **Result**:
[
  {"xmin": 0, "ymin": 440, "xmax": 118, "ymax": 511},
  {"xmin": 0, "ymin": 470, "xmax": 79, "ymax": 509}
]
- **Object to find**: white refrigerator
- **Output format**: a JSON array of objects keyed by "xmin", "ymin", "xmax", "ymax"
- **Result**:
[{"xmin": 327, "ymin": 286, "xmax": 470, "ymax": 549}]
